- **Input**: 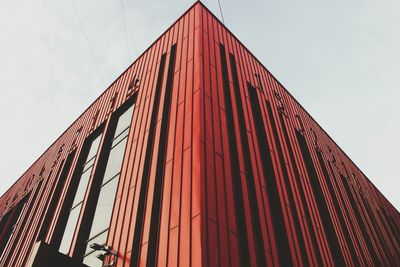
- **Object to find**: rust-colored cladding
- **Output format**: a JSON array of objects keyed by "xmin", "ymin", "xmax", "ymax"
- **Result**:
[{"xmin": 0, "ymin": 2, "xmax": 399, "ymax": 267}]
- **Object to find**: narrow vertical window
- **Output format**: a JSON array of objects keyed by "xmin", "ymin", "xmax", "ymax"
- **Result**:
[
  {"xmin": 246, "ymin": 83, "xmax": 293, "ymax": 266},
  {"xmin": 228, "ymin": 54, "xmax": 267, "ymax": 267},
  {"xmin": 58, "ymin": 132, "xmax": 103, "ymax": 254},
  {"xmin": 131, "ymin": 51, "xmax": 167, "ymax": 267},
  {"xmin": 82, "ymin": 101, "xmax": 135, "ymax": 266},
  {"xmin": 217, "ymin": 44, "xmax": 251, "ymax": 267},
  {"xmin": 315, "ymin": 149, "xmax": 360, "ymax": 266},
  {"xmin": 1, "ymin": 180, "xmax": 42, "ymax": 263},
  {"xmin": 3, "ymin": 180, "xmax": 43, "ymax": 263},
  {"xmin": 265, "ymin": 99, "xmax": 309, "ymax": 266},
  {"xmin": 295, "ymin": 130, "xmax": 346, "ymax": 266},
  {"xmin": 360, "ymin": 195, "xmax": 392, "ymax": 263},
  {"xmin": 146, "ymin": 44, "xmax": 177, "ymax": 266},
  {"xmin": 381, "ymin": 209, "xmax": 400, "ymax": 248},
  {"xmin": 338, "ymin": 173, "xmax": 381, "ymax": 265},
  {"xmin": 277, "ymin": 111, "xmax": 323, "ymax": 266},
  {"xmin": 37, "ymin": 151, "xmax": 76, "ymax": 242},
  {"xmin": 0, "ymin": 196, "xmax": 29, "ymax": 259}
]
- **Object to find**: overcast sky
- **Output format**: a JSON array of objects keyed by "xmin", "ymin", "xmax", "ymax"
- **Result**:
[{"xmin": 0, "ymin": 0, "xmax": 399, "ymax": 211}]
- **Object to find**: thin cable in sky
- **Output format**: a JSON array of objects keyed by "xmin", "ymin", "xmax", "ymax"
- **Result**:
[
  {"xmin": 70, "ymin": 0, "xmax": 104, "ymax": 84},
  {"xmin": 120, "ymin": 0, "xmax": 139, "ymax": 58},
  {"xmin": 217, "ymin": 0, "xmax": 225, "ymax": 24},
  {"xmin": 119, "ymin": 0, "xmax": 133, "ymax": 59}
]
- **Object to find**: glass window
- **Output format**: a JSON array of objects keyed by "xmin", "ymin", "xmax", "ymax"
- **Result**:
[
  {"xmin": 59, "ymin": 204, "xmax": 81, "ymax": 254},
  {"xmin": 59, "ymin": 133, "xmax": 102, "ymax": 255},
  {"xmin": 83, "ymin": 157, "xmax": 95, "ymax": 172},
  {"xmin": 114, "ymin": 104, "xmax": 134, "ymax": 137},
  {"xmin": 88, "ymin": 177, "xmax": 119, "ymax": 238},
  {"xmin": 103, "ymin": 138, "xmax": 128, "ymax": 184},
  {"xmin": 78, "ymin": 102, "xmax": 135, "ymax": 262},
  {"xmin": 112, "ymin": 127, "xmax": 129, "ymax": 147},
  {"xmin": 87, "ymin": 135, "xmax": 102, "ymax": 161},
  {"xmin": 72, "ymin": 167, "xmax": 92, "ymax": 207},
  {"xmin": 0, "ymin": 201, "xmax": 28, "ymax": 259}
]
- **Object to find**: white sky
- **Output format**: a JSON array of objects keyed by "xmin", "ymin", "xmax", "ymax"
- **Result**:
[{"xmin": 0, "ymin": 0, "xmax": 399, "ymax": 211}]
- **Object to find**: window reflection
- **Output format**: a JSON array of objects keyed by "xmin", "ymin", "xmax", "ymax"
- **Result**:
[
  {"xmin": 103, "ymin": 138, "xmax": 127, "ymax": 184},
  {"xmin": 72, "ymin": 167, "xmax": 92, "ymax": 207},
  {"xmin": 112, "ymin": 128, "xmax": 129, "ymax": 147},
  {"xmin": 59, "ymin": 133, "xmax": 102, "ymax": 255},
  {"xmin": 87, "ymin": 135, "xmax": 102, "ymax": 161},
  {"xmin": 114, "ymin": 104, "xmax": 134, "ymax": 137},
  {"xmin": 84, "ymin": 102, "xmax": 134, "ymax": 262},
  {"xmin": 89, "ymin": 177, "xmax": 119, "ymax": 237},
  {"xmin": 59, "ymin": 204, "xmax": 81, "ymax": 254}
]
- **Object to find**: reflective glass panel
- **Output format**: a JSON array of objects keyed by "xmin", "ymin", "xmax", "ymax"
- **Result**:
[
  {"xmin": 88, "ymin": 177, "xmax": 119, "ymax": 238},
  {"xmin": 114, "ymin": 104, "xmax": 134, "ymax": 137},
  {"xmin": 102, "ymin": 138, "xmax": 127, "ymax": 184},
  {"xmin": 112, "ymin": 127, "xmax": 129, "ymax": 147},
  {"xmin": 83, "ymin": 157, "xmax": 95, "ymax": 172},
  {"xmin": 86, "ymin": 134, "xmax": 102, "ymax": 161},
  {"xmin": 59, "ymin": 204, "xmax": 81, "ymax": 254},
  {"xmin": 72, "ymin": 167, "xmax": 92, "ymax": 207}
]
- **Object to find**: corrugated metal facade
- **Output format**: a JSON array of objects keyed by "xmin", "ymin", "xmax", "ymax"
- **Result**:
[{"xmin": 0, "ymin": 2, "xmax": 399, "ymax": 266}]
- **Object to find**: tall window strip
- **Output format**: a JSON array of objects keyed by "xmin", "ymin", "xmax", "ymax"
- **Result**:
[
  {"xmin": 338, "ymin": 173, "xmax": 382, "ymax": 265},
  {"xmin": 376, "ymin": 210, "xmax": 400, "ymax": 257},
  {"xmin": 326, "ymin": 160, "xmax": 370, "ymax": 265},
  {"xmin": 131, "ymin": 51, "xmax": 167, "ymax": 267},
  {"xmin": 1, "ymin": 180, "xmax": 43, "ymax": 263},
  {"xmin": 37, "ymin": 151, "xmax": 76, "ymax": 242},
  {"xmin": 228, "ymin": 51, "xmax": 268, "ymax": 267},
  {"xmin": 82, "ymin": 100, "xmax": 135, "ymax": 267},
  {"xmin": 315, "ymin": 149, "xmax": 361, "ymax": 266},
  {"xmin": 218, "ymin": 44, "xmax": 251, "ymax": 267},
  {"xmin": 382, "ymin": 209, "xmax": 400, "ymax": 248},
  {"xmin": 245, "ymin": 82, "xmax": 293, "ymax": 266},
  {"xmin": 0, "ymin": 196, "xmax": 29, "ymax": 259},
  {"xmin": 58, "ymin": 132, "xmax": 103, "ymax": 254},
  {"xmin": 146, "ymin": 44, "xmax": 177, "ymax": 266},
  {"xmin": 360, "ymin": 195, "xmax": 393, "ymax": 264},
  {"xmin": 374, "ymin": 205, "xmax": 400, "ymax": 261},
  {"xmin": 353, "ymin": 192, "xmax": 390, "ymax": 266},
  {"xmin": 276, "ymin": 111, "xmax": 323, "ymax": 266},
  {"xmin": 295, "ymin": 130, "xmax": 346, "ymax": 266},
  {"xmin": 264, "ymin": 98, "xmax": 309, "ymax": 266}
]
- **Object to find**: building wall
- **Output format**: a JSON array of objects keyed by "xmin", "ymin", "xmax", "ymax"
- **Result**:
[
  {"xmin": 0, "ymin": 3, "xmax": 203, "ymax": 267},
  {"xmin": 0, "ymin": 2, "xmax": 399, "ymax": 267},
  {"xmin": 198, "ymin": 4, "xmax": 400, "ymax": 267}
]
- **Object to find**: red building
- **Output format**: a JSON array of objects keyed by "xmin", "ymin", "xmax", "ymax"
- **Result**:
[{"xmin": 0, "ymin": 2, "xmax": 399, "ymax": 266}]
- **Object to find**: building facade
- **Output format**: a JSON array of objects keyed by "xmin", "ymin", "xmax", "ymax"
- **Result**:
[{"xmin": 0, "ymin": 2, "xmax": 399, "ymax": 266}]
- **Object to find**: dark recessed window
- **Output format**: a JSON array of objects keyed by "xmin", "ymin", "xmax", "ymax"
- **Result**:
[{"xmin": 0, "ymin": 196, "xmax": 29, "ymax": 259}]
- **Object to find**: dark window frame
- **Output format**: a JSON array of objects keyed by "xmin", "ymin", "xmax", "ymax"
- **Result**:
[{"xmin": 73, "ymin": 93, "xmax": 137, "ymax": 261}]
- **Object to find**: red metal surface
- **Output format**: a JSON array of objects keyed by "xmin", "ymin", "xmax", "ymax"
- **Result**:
[{"xmin": 0, "ymin": 2, "xmax": 399, "ymax": 266}]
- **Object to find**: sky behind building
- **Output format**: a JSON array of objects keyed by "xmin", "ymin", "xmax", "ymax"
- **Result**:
[{"xmin": 0, "ymin": 0, "xmax": 399, "ymax": 210}]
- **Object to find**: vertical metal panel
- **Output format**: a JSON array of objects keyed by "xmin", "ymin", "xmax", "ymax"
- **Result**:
[{"xmin": 0, "ymin": 2, "xmax": 399, "ymax": 266}]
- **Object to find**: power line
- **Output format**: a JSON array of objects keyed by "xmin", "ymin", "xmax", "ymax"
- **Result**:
[
  {"xmin": 119, "ymin": 0, "xmax": 139, "ymax": 59},
  {"xmin": 217, "ymin": 0, "xmax": 225, "ymax": 24},
  {"xmin": 70, "ymin": 0, "xmax": 104, "ymax": 84},
  {"xmin": 119, "ymin": 0, "xmax": 132, "ymax": 59}
]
